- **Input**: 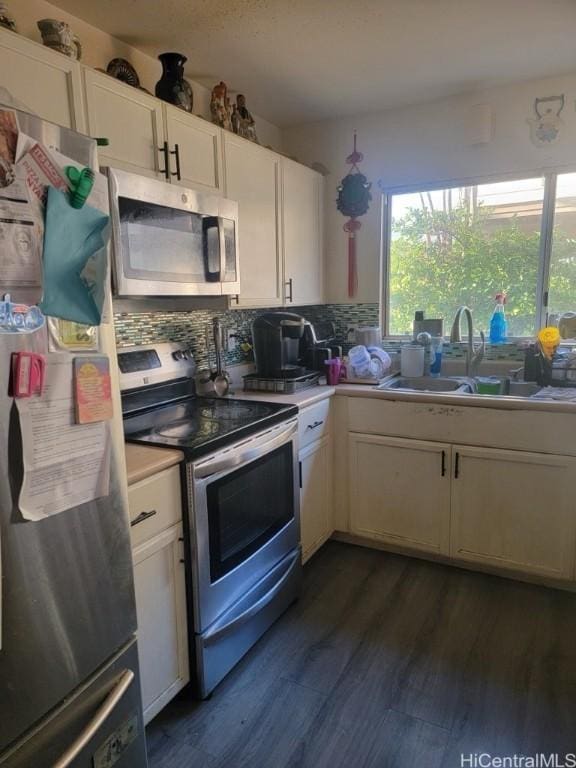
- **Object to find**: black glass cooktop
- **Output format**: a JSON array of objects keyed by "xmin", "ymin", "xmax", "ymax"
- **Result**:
[{"xmin": 123, "ymin": 396, "xmax": 298, "ymax": 460}]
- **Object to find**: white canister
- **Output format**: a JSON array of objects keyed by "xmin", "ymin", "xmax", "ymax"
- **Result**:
[{"xmin": 401, "ymin": 345, "xmax": 425, "ymax": 378}]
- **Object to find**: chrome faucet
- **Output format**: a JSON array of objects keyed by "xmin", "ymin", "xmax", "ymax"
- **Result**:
[{"xmin": 450, "ymin": 306, "xmax": 485, "ymax": 378}]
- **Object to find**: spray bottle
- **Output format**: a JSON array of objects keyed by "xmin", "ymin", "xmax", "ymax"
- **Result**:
[{"xmin": 489, "ymin": 292, "xmax": 507, "ymax": 344}]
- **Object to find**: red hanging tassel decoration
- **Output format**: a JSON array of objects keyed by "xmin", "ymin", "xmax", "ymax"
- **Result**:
[
  {"xmin": 344, "ymin": 218, "xmax": 361, "ymax": 297},
  {"xmin": 336, "ymin": 133, "xmax": 371, "ymax": 299}
]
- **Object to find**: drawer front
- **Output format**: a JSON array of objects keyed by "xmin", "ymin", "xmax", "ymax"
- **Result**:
[
  {"xmin": 298, "ymin": 398, "xmax": 331, "ymax": 450},
  {"xmin": 129, "ymin": 465, "xmax": 182, "ymax": 548}
]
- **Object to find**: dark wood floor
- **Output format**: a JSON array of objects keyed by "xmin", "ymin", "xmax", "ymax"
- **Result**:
[{"xmin": 146, "ymin": 542, "xmax": 576, "ymax": 768}]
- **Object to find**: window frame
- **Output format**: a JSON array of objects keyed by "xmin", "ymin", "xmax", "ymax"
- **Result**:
[{"xmin": 380, "ymin": 168, "xmax": 576, "ymax": 340}]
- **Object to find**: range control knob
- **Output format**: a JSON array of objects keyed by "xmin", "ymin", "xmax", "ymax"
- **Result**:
[{"xmin": 172, "ymin": 350, "xmax": 184, "ymax": 361}]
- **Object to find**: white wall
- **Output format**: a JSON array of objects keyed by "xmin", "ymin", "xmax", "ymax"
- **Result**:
[
  {"xmin": 9, "ymin": 0, "xmax": 283, "ymax": 149},
  {"xmin": 284, "ymin": 72, "xmax": 576, "ymax": 304}
]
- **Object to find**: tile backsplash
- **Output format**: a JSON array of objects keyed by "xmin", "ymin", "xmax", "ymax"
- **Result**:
[
  {"xmin": 114, "ymin": 301, "xmax": 526, "ymax": 370},
  {"xmin": 113, "ymin": 303, "xmax": 380, "ymax": 370}
]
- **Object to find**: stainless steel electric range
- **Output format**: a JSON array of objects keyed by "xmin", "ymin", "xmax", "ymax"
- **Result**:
[{"xmin": 119, "ymin": 344, "xmax": 302, "ymax": 698}]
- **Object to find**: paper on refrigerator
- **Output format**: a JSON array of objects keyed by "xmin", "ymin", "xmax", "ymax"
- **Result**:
[
  {"xmin": 16, "ymin": 354, "xmax": 110, "ymax": 521},
  {"xmin": 0, "ymin": 111, "xmax": 44, "ymax": 290}
]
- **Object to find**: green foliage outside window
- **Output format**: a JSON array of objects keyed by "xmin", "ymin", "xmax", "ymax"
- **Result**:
[{"xmin": 389, "ymin": 202, "xmax": 576, "ymax": 337}]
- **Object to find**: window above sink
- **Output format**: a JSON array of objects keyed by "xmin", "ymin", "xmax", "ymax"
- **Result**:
[{"xmin": 382, "ymin": 172, "xmax": 576, "ymax": 340}]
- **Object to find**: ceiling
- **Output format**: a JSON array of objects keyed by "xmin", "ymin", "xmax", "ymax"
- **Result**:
[{"xmin": 50, "ymin": 0, "xmax": 576, "ymax": 126}]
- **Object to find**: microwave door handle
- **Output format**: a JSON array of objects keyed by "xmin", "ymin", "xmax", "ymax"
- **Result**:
[
  {"xmin": 218, "ymin": 217, "xmax": 227, "ymax": 284},
  {"xmin": 203, "ymin": 217, "xmax": 221, "ymax": 282}
]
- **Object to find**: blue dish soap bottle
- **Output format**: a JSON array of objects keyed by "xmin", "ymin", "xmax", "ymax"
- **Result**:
[{"xmin": 489, "ymin": 292, "xmax": 507, "ymax": 344}]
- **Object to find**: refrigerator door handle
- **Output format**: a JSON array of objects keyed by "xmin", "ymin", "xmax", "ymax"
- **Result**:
[{"xmin": 52, "ymin": 670, "xmax": 134, "ymax": 768}]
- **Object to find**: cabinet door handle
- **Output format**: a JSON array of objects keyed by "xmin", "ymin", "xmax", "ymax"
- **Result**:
[
  {"xmin": 285, "ymin": 278, "xmax": 293, "ymax": 303},
  {"xmin": 130, "ymin": 509, "xmax": 157, "ymax": 527},
  {"xmin": 171, "ymin": 143, "xmax": 182, "ymax": 181},
  {"xmin": 306, "ymin": 420, "xmax": 323, "ymax": 431},
  {"xmin": 159, "ymin": 141, "xmax": 170, "ymax": 180},
  {"xmin": 298, "ymin": 460, "xmax": 302, "ymax": 489},
  {"xmin": 454, "ymin": 452, "xmax": 460, "ymax": 479},
  {"xmin": 441, "ymin": 450, "xmax": 446, "ymax": 477}
]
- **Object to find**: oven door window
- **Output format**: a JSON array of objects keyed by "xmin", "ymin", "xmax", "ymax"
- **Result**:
[
  {"xmin": 206, "ymin": 443, "xmax": 294, "ymax": 582},
  {"xmin": 119, "ymin": 197, "xmax": 220, "ymax": 283}
]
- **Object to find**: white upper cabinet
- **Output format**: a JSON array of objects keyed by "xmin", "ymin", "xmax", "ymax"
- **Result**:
[
  {"xmin": 83, "ymin": 68, "xmax": 165, "ymax": 178},
  {"xmin": 224, "ymin": 134, "xmax": 283, "ymax": 307},
  {"xmin": 0, "ymin": 28, "xmax": 85, "ymax": 132},
  {"xmin": 283, "ymin": 159, "xmax": 323, "ymax": 305},
  {"xmin": 164, "ymin": 105, "xmax": 223, "ymax": 193}
]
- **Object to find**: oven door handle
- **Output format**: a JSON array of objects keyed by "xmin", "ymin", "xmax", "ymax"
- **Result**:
[
  {"xmin": 203, "ymin": 550, "xmax": 300, "ymax": 645},
  {"xmin": 194, "ymin": 420, "xmax": 297, "ymax": 479}
]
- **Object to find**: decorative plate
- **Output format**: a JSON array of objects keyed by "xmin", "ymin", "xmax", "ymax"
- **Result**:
[{"xmin": 106, "ymin": 58, "xmax": 140, "ymax": 89}]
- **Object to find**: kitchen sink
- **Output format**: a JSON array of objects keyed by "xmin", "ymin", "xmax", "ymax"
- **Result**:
[
  {"xmin": 506, "ymin": 381, "xmax": 542, "ymax": 397},
  {"xmin": 377, "ymin": 376, "xmax": 476, "ymax": 394}
]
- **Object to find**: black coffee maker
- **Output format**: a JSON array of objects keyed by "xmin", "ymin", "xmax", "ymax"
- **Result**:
[
  {"xmin": 300, "ymin": 320, "xmax": 343, "ymax": 371},
  {"xmin": 252, "ymin": 312, "xmax": 309, "ymax": 378}
]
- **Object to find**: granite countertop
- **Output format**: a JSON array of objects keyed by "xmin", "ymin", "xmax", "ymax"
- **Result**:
[{"xmin": 124, "ymin": 443, "xmax": 185, "ymax": 485}]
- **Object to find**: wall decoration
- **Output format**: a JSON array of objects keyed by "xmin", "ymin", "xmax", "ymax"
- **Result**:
[
  {"xmin": 336, "ymin": 133, "xmax": 372, "ymax": 298},
  {"xmin": 37, "ymin": 19, "xmax": 82, "ymax": 60},
  {"xmin": 232, "ymin": 94, "xmax": 258, "ymax": 143},
  {"xmin": 528, "ymin": 95, "xmax": 564, "ymax": 147},
  {"xmin": 155, "ymin": 53, "xmax": 193, "ymax": 112},
  {"xmin": 210, "ymin": 81, "xmax": 232, "ymax": 131}
]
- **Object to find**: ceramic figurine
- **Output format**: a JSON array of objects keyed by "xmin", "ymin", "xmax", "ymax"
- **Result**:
[
  {"xmin": 37, "ymin": 19, "xmax": 82, "ymax": 59},
  {"xmin": 0, "ymin": 3, "xmax": 16, "ymax": 32},
  {"xmin": 231, "ymin": 104, "xmax": 240, "ymax": 135},
  {"xmin": 210, "ymin": 81, "xmax": 232, "ymax": 131},
  {"xmin": 155, "ymin": 52, "xmax": 193, "ymax": 112},
  {"xmin": 235, "ymin": 94, "xmax": 258, "ymax": 143}
]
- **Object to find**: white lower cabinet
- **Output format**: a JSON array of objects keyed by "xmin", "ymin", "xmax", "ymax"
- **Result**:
[
  {"xmin": 348, "ymin": 430, "xmax": 576, "ymax": 581},
  {"xmin": 450, "ymin": 445, "xmax": 576, "ymax": 580},
  {"xmin": 348, "ymin": 434, "xmax": 451, "ymax": 555},
  {"xmin": 129, "ymin": 468, "xmax": 189, "ymax": 724},
  {"xmin": 300, "ymin": 435, "xmax": 333, "ymax": 563}
]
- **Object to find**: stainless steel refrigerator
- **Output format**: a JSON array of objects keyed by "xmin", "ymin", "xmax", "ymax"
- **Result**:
[{"xmin": 0, "ymin": 108, "xmax": 147, "ymax": 767}]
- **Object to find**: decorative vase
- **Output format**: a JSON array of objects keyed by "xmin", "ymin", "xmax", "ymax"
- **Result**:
[
  {"xmin": 37, "ymin": 19, "xmax": 82, "ymax": 59},
  {"xmin": 0, "ymin": 3, "xmax": 17, "ymax": 32},
  {"xmin": 155, "ymin": 52, "xmax": 193, "ymax": 113}
]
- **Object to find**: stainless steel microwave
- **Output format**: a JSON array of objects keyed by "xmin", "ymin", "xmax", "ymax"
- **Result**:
[{"xmin": 106, "ymin": 167, "xmax": 240, "ymax": 297}]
